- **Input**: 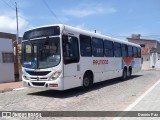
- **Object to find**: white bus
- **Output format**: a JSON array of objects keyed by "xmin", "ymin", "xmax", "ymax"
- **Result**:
[{"xmin": 22, "ymin": 24, "xmax": 141, "ymax": 90}]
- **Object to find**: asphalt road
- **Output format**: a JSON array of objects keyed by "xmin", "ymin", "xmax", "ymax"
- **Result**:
[{"xmin": 0, "ymin": 70, "xmax": 160, "ymax": 120}]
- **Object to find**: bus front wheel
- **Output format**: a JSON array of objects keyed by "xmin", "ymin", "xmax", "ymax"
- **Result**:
[{"xmin": 82, "ymin": 73, "xmax": 93, "ymax": 90}]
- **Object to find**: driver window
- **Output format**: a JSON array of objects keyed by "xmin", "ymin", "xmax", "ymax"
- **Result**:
[{"xmin": 62, "ymin": 35, "xmax": 79, "ymax": 64}]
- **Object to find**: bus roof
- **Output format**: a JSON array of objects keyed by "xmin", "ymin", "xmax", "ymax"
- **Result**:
[{"xmin": 25, "ymin": 24, "xmax": 140, "ymax": 47}]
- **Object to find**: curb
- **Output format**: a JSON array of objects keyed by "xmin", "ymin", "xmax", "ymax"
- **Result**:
[
  {"xmin": 0, "ymin": 88, "xmax": 13, "ymax": 93},
  {"xmin": 0, "ymin": 87, "xmax": 26, "ymax": 93}
]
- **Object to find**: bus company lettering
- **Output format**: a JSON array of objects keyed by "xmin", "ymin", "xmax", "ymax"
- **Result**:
[{"xmin": 93, "ymin": 60, "xmax": 109, "ymax": 65}]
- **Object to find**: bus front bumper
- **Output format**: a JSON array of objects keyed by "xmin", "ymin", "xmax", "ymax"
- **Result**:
[{"xmin": 22, "ymin": 78, "xmax": 64, "ymax": 90}]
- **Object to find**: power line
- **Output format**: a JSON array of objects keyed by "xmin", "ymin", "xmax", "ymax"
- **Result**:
[
  {"xmin": 1, "ymin": 0, "xmax": 15, "ymax": 10},
  {"xmin": 9, "ymin": 0, "xmax": 15, "ymax": 6},
  {"xmin": 42, "ymin": 0, "xmax": 63, "ymax": 24}
]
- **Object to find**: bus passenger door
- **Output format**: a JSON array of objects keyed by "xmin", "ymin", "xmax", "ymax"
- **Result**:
[{"xmin": 62, "ymin": 34, "xmax": 81, "ymax": 89}]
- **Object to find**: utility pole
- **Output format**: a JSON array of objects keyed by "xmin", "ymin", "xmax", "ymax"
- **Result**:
[{"xmin": 15, "ymin": 2, "xmax": 19, "ymax": 44}]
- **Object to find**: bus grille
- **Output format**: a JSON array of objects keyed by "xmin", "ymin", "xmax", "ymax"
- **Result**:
[
  {"xmin": 32, "ymin": 82, "xmax": 45, "ymax": 86},
  {"xmin": 26, "ymin": 71, "xmax": 51, "ymax": 76}
]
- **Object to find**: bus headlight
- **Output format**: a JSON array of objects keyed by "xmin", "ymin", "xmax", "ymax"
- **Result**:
[
  {"xmin": 50, "ymin": 71, "xmax": 62, "ymax": 80},
  {"xmin": 23, "ymin": 74, "xmax": 29, "ymax": 80}
]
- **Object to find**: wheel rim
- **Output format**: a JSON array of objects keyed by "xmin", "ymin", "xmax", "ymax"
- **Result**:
[{"xmin": 84, "ymin": 77, "xmax": 90, "ymax": 87}]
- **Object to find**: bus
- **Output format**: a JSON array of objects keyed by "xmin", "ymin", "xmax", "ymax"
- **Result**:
[{"xmin": 22, "ymin": 24, "xmax": 141, "ymax": 90}]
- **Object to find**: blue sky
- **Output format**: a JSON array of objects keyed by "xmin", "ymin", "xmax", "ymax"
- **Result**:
[{"xmin": 0, "ymin": 0, "xmax": 160, "ymax": 40}]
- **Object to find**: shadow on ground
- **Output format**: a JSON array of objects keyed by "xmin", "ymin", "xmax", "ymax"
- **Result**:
[{"xmin": 27, "ymin": 75, "xmax": 142, "ymax": 98}]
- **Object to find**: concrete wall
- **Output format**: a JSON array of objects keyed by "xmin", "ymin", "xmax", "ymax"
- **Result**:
[
  {"xmin": 142, "ymin": 61, "xmax": 150, "ymax": 70},
  {"xmin": 0, "ymin": 32, "xmax": 19, "ymax": 76},
  {"xmin": 141, "ymin": 54, "xmax": 150, "ymax": 70},
  {"xmin": 150, "ymin": 53, "xmax": 160, "ymax": 68},
  {"xmin": 0, "ymin": 38, "xmax": 15, "ymax": 83}
]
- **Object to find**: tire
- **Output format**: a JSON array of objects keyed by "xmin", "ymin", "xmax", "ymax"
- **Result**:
[
  {"xmin": 127, "ymin": 68, "xmax": 132, "ymax": 78},
  {"xmin": 81, "ymin": 73, "xmax": 93, "ymax": 91},
  {"xmin": 121, "ymin": 69, "xmax": 127, "ymax": 80}
]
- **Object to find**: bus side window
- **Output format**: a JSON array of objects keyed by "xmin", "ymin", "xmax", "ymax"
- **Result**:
[
  {"xmin": 104, "ymin": 40, "xmax": 114, "ymax": 57},
  {"xmin": 133, "ymin": 47, "xmax": 138, "ymax": 58},
  {"xmin": 137, "ymin": 47, "xmax": 141, "ymax": 58},
  {"xmin": 80, "ymin": 35, "xmax": 92, "ymax": 57},
  {"xmin": 62, "ymin": 35, "xmax": 79, "ymax": 64},
  {"xmin": 121, "ymin": 44, "xmax": 128, "ymax": 57},
  {"xmin": 92, "ymin": 37, "xmax": 104, "ymax": 57},
  {"xmin": 128, "ymin": 45, "xmax": 133, "ymax": 57},
  {"xmin": 114, "ymin": 42, "xmax": 122, "ymax": 57}
]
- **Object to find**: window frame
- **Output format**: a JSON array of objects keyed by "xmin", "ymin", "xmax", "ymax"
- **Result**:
[{"xmin": 2, "ymin": 52, "xmax": 14, "ymax": 63}]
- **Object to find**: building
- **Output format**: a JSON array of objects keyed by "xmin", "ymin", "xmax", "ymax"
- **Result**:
[
  {"xmin": 0, "ymin": 32, "xmax": 20, "ymax": 83},
  {"xmin": 127, "ymin": 34, "xmax": 160, "ymax": 69}
]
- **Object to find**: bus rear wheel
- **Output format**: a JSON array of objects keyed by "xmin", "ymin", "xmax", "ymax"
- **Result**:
[
  {"xmin": 127, "ymin": 68, "xmax": 132, "ymax": 78},
  {"xmin": 122, "ymin": 69, "xmax": 127, "ymax": 80}
]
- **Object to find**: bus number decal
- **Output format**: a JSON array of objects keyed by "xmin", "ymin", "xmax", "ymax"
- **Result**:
[{"xmin": 93, "ymin": 60, "xmax": 109, "ymax": 65}]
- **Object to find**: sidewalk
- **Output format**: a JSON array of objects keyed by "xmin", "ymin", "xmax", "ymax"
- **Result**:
[
  {"xmin": 0, "ymin": 81, "xmax": 23, "ymax": 93},
  {"xmin": 115, "ymin": 79, "xmax": 160, "ymax": 120}
]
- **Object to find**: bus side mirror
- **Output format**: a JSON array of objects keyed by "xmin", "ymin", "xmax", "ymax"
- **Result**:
[{"xmin": 14, "ymin": 47, "xmax": 16, "ymax": 56}]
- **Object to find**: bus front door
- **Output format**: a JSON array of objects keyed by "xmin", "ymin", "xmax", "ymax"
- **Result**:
[{"xmin": 62, "ymin": 34, "xmax": 81, "ymax": 89}]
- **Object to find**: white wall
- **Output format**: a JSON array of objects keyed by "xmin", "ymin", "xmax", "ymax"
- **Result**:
[
  {"xmin": 150, "ymin": 53, "xmax": 160, "ymax": 69},
  {"xmin": 0, "ymin": 38, "xmax": 15, "ymax": 83},
  {"xmin": 141, "ymin": 54, "xmax": 150, "ymax": 70}
]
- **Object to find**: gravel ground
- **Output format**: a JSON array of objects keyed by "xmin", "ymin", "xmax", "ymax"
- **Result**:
[{"xmin": 0, "ymin": 70, "xmax": 160, "ymax": 120}]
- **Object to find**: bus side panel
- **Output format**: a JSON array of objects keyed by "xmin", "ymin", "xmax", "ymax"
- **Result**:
[
  {"xmin": 92, "ymin": 57, "xmax": 105, "ymax": 83},
  {"xmin": 102, "ymin": 58, "xmax": 123, "ymax": 81},
  {"xmin": 80, "ymin": 57, "xmax": 104, "ymax": 83}
]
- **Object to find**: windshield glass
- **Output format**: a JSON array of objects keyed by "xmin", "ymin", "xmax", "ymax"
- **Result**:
[{"xmin": 22, "ymin": 37, "xmax": 60, "ymax": 69}]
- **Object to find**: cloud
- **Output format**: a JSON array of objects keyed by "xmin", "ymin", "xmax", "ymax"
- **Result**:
[
  {"xmin": 75, "ymin": 23, "xmax": 86, "ymax": 29},
  {"xmin": 74, "ymin": 23, "xmax": 103, "ymax": 35},
  {"xmin": 63, "ymin": 4, "xmax": 116, "ymax": 18},
  {"xmin": 0, "ymin": 11, "xmax": 32, "ymax": 36}
]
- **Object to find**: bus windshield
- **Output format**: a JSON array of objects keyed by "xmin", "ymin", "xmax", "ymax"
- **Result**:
[{"xmin": 22, "ymin": 37, "xmax": 60, "ymax": 69}]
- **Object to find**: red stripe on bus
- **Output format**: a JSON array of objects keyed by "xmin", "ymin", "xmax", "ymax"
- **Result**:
[{"xmin": 123, "ymin": 57, "xmax": 134, "ymax": 66}]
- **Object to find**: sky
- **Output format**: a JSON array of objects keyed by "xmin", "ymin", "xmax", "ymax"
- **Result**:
[{"xmin": 0, "ymin": 0, "xmax": 160, "ymax": 40}]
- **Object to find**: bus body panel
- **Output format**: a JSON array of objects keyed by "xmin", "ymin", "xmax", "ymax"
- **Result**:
[{"xmin": 63, "ymin": 63, "xmax": 82, "ymax": 90}]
